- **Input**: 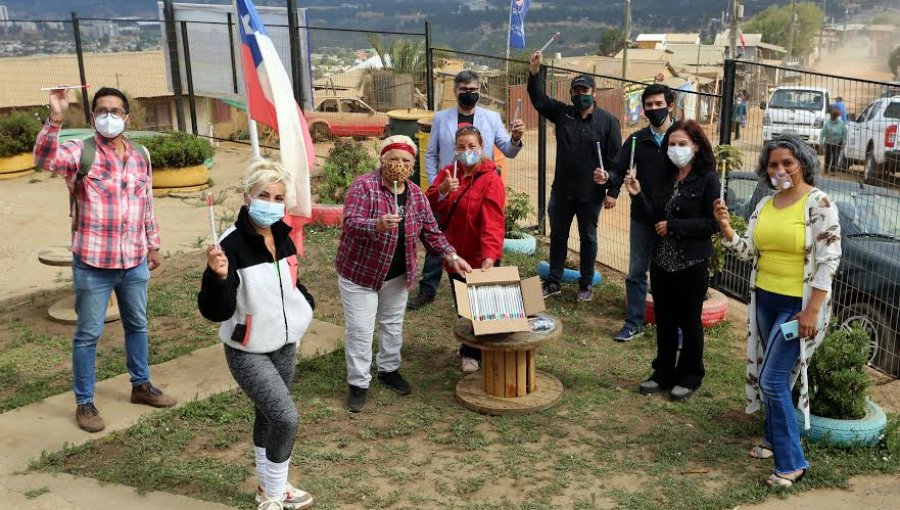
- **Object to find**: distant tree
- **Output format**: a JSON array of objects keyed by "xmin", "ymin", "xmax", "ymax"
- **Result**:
[
  {"xmin": 890, "ymin": 46, "xmax": 900, "ymax": 79},
  {"xmin": 597, "ymin": 27, "xmax": 624, "ymax": 56},
  {"xmin": 871, "ymin": 13, "xmax": 900, "ymax": 26},
  {"xmin": 744, "ymin": 2, "xmax": 824, "ymax": 58}
]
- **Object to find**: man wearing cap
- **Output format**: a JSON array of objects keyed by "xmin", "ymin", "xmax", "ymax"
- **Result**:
[
  {"xmin": 407, "ymin": 70, "xmax": 525, "ymax": 310},
  {"xmin": 527, "ymin": 51, "xmax": 621, "ymax": 302}
]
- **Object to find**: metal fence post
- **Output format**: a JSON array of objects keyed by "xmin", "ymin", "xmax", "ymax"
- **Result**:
[
  {"xmin": 227, "ymin": 12, "xmax": 239, "ymax": 94},
  {"xmin": 425, "ymin": 21, "xmax": 434, "ymax": 111},
  {"xmin": 180, "ymin": 22, "xmax": 198, "ymax": 135},
  {"xmin": 70, "ymin": 12, "xmax": 91, "ymax": 125},
  {"xmin": 537, "ymin": 66, "xmax": 548, "ymax": 236},
  {"xmin": 719, "ymin": 59, "xmax": 736, "ymax": 146},
  {"xmin": 287, "ymin": 0, "xmax": 303, "ymax": 108},
  {"xmin": 164, "ymin": 0, "xmax": 186, "ymax": 132}
]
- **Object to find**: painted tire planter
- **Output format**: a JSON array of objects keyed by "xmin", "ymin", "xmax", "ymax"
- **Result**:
[
  {"xmin": 642, "ymin": 288, "xmax": 728, "ymax": 327},
  {"xmin": 151, "ymin": 164, "xmax": 209, "ymax": 189},
  {"xmin": 503, "ymin": 232, "xmax": 537, "ymax": 255},
  {"xmin": 794, "ymin": 399, "xmax": 887, "ymax": 447},
  {"xmin": 536, "ymin": 260, "xmax": 601, "ymax": 286},
  {"xmin": 310, "ymin": 203, "xmax": 344, "ymax": 226},
  {"xmin": 0, "ymin": 152, "xmax": 34, "ymax": 176}
]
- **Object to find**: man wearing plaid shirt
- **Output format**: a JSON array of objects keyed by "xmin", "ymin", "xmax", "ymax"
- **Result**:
[{"xmin": 34, "ymin": 87, "xmax": 176, "ymax": 433}]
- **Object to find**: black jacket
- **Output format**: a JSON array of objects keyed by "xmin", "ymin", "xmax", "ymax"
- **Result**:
[
  {"xmin": 608, "ymin": 125, "xmax": 672, "ymax": 222},
  {"xmin": 197, "ymin": 206, "xmax": 315, "ymax": 353},
  {"xmin": 633, "ymin": 168, "xmax": 721, "ymax": 260},
  {"xmin": 527, "ymin": 70, "xmax": 621, "ymax": 202}
]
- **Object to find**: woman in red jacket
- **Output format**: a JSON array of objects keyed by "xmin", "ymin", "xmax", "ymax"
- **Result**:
[{"xmin": 426, "ymin": 125, "xmax": 506, "ymax": 373}]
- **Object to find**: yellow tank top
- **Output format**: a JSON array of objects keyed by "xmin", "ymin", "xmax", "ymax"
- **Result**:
[{"xmin": 753, "ymin": 193, "xmax": 809, "ymax": 297}]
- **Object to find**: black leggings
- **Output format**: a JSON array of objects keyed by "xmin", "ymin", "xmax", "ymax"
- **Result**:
[{"xmin": 224, "ymin": 342, "xmax": 298, "ymax": 463}]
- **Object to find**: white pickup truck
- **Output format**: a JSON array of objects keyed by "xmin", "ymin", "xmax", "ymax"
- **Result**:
[
  {"xmin": 761, "ymin": 86, "xmax": 831, "ymax": 149},
  {"xmin": 844, "ymin": 96, "xmax": 900, "ymax": 183}
]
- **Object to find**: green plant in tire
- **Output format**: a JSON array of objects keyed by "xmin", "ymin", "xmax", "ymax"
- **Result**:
[
  {"xmin": 504, "ymin": 187, "xmax": 533, "ymax": 238},
  {"xmin": 807, "ymin": 325, "xmax": 871, "ymax": 420},
  {"xmin": 0, "ymin": 111, "xmax": 42, "ymax": 158},
  {"xmin": 132, "ymin": 132, "xmax": 214, "ymax": 169},
  {"xmin": 318, "ymin": 139, "xmax": 377, "ymax": 204}
]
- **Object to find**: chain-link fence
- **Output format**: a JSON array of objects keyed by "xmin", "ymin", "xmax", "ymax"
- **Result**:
[{"xmin": 718, "ymin": 59, "xmax": 900, "ymax": 376}]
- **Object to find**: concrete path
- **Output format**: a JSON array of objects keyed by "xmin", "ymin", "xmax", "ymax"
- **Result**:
[{"xmin": 0, "ymin": 320, "xmax": 343, "ymax": 510}]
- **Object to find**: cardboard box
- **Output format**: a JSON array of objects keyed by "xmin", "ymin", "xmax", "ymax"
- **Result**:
[{"xmin": 452, "ymin": 266, "xmax": 546, "ymax": 335}]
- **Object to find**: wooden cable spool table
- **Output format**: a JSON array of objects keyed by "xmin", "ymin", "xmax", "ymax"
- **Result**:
[
  {"xmin": 38, "ymin": 247, "xmax": 120, "ymax": 325},
  {"xmin": 454, "ymin": 312, "xmax": 563, "ymax": 415}
]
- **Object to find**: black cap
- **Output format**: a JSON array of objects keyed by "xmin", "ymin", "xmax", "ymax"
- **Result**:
[{"xmin": 570, "ymin": 74, "xmax": 595, "ymax": 89}]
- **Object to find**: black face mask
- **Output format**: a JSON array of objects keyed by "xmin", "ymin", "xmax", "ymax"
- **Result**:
[
  {"xmin": 457, "ymin": 91, "xmax": 480, "ymax": 108},
  {"xmin": 644, "ymin": 107, "xmax": 670, "ymax": 128}
]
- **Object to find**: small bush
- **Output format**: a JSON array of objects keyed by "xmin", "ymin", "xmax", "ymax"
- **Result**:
[
  {"xmin": 710, "ymin": 213, "xmax": 747, "ymax": 278},
  {"xmin": 505, "ymin": 187, "xmax": 533, "ymax": 236},
  {"xmin": 808, "ymin": 326, "xmax": 871, "ymax": 420},
  {"xmin": 0, "ymin": 111, "xmax": 42, "ymax": 158},
  {"xmin": 133, "ymin": 132, "xmax": 214, "ymax": 168},
  {"xmin": 317, "ymin": 139, "xmax": 377, "ymax": 204}
]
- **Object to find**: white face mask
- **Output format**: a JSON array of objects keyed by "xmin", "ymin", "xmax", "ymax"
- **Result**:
[
  {"xmin": 94, "ymin": 113, "xmax": 126, "ymax": 139},
  {"xmin": 667, "ymin": 146, "xmax": 694, "ymax": 168},
  {"xmin": 770, "ymin": 172, "xmax": 794, "ymax": 191}
]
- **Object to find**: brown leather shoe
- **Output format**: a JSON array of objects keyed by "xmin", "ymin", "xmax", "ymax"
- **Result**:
[
  {"xmin": 130, "ymin": 382, "xmax": 177, "ymax": 408},
  {"xmin": 76, "ymin": 403, "xmax": 105, "ymax": 432}
]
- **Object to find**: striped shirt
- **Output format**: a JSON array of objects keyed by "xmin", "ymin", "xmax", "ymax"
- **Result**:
[
  {"xmin": 33, "ymin": 122, "xmax": 161, "ymax": 269},
  {"xmin": 335, "ymin": 171, "xmax": 454, "ymax": 291}
]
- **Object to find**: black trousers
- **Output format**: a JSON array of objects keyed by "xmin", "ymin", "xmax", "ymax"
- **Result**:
[
  {"xmin": 548, "ymin": 192, "xmax": 602, "ymax": 290},
  {"xmin": 447, "ymin": 268, "xmax": 504, "ymax": 360},
  {"xmin": 649, "ymin": 260, "xmax": 708, "ymax": 390},
  {"xmin": 824, "ymin": 143, "xmax": 843, "ymax": 174}
]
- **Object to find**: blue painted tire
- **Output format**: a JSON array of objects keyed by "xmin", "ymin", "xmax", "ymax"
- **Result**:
[
  {"xmin": 794, "ymin": 399, "xmax": 887, "ymax": 447},
  {"xmin": 536, "ymin": 260, "xmax": 601, "ymax": 286},
  {"xmin": 503, "ymin": 233, "xmax": 537, "ymax": 255}
]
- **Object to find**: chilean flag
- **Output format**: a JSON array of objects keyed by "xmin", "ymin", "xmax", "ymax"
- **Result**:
[{"xmin": 235, "ymin": 0, "xmax": 314, "ymax": 254}]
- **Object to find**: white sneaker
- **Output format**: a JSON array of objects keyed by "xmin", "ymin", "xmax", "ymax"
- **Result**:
[
  {"xmin": 256, "ymin": 483, "xmax": 315, "ymax": 509},
  {"xmin": 258, "ymin": 499, "xmax": 284, "ymax": 510},
  {"xmin": 461, "ymin": 357, "xmax": 479, "ymax": 373}
]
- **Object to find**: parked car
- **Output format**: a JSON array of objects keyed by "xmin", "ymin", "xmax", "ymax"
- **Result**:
[
  {"xmin": 721, "ymin": 172, "xmax": 900, "ymax": 376},
  {"xmin": 304, "ymin": 97, "xmax": 388, "ymax": 141},
  {"xmin": 761, "ymin": 86, "xmax": 831, "ymax": 149},
  {"xmin": 844, "ymin": 95, "xmax": 900, "ymax": 183}
]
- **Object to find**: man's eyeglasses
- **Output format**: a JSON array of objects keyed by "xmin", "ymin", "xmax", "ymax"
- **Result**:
[
  {"xmin": 456, "ymin": 87, "xmax": 479, "ymax": 93},
  {"xmin": 93, "ymin": 108, "xmax": 126, "ymax": 117}
]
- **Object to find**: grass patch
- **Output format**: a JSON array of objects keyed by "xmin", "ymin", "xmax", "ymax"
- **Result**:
[{"xmin": 29, "ymin": 227, "xmax": 900, "ymax": 509}]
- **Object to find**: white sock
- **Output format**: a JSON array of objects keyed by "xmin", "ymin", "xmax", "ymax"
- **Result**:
[
  {"xmin": 254, "ymin": 447, "xmax": 267, "ymax": 490},
  {"xmin": 264, "ymin": 458, "xmax": 290, "ymax": 501}
]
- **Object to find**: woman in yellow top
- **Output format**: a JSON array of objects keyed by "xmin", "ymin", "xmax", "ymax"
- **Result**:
[{"xmin": 714, "ymin": 135, "xmax": 842, "ymax": 488}]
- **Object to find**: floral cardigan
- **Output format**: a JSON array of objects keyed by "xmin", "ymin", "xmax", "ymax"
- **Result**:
[{"xmin": 722, "ymin": 188, "xmax": 842, "ymax": 430}]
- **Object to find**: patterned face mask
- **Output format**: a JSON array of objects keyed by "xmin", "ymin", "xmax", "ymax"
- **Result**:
[{"xmin": 381, "ymin": 160, "xmax": 413, "ymax": 182}]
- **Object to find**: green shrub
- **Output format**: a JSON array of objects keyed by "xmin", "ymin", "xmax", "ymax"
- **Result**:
[
  {"xmin": 133, "ymin": 132, "xmax": 214, "ymax": 168},
  {"xmin": 808, "ymin": 326, "xmax": 871, "ymax": 420},
  {"xmin": 710, "ymin": 213, "xmax": 747, "ymax": 278},
  {"xmin": 715, "ymin": 144, "xmax": 744, "ymax": 172},
  {"xmin": 317, "ymin": 139, "xmax": 377, "ymax": 204},
  {"xmin": 505, "ymin": 187, "xmax": 533, "ymax": 236},
  {"xmin": 884, "ymin": 414, "xmax": 900, "ymax": 457},
  {"xmin": 0, "ymin": 111, "xmax": 42, "ymax": 158}
]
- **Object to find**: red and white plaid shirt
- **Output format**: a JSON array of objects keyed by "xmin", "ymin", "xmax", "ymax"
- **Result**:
[
  {"xmin": 33, "ymin": 122, "xmax": 161, "ymax": 269},
  {"xmin": 336, "ymin": 171, "xmax": 454, "ymax": 291}
]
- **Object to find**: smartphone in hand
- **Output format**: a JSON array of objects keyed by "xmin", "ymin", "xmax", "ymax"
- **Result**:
[{"xmin": 780, "ymin": 320, "xmax": 800, "ymax": 341}]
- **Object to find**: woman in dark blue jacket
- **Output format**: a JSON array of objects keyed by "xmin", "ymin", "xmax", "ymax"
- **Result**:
[{"xmin": 624, "ymin": 120, "xmax": 720, "ymax": 401}]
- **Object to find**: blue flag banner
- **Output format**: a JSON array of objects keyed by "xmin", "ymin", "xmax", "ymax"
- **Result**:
[{"xmin": 508, "ymin": 0, "xmax": 531, "ymax": 50}]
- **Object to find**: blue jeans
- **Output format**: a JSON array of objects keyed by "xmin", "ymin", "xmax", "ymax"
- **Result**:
[
  {"xmin": 755, "ymin": 287, "xmax": 809, "ymax": 475},
  {"xmin": 417, "ymin": 251, "xmax": 444, "ymax": 298},
  {"xmin": 72, "ymin": 256, "xmax": 151, "ymax": 405},
  {"xmin": 547, "ymin": 192, "xmax": 602, "ymax": 290},
  {"xmin": 624, "ymin": 219, "xmax": 656, "ymax": 330}
]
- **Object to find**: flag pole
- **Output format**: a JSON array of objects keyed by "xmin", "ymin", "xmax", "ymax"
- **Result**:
[
  {"xmin": 233, "ymin": 0, "xmax": 261, "ymax": 160},
  {"xmin": 505, "ymin": 1, "xmax": 513, "ymax": 77}
]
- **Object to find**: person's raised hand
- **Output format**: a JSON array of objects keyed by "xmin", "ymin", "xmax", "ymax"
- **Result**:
[
  {"xmin": 377, "ymin": 213, "xmax": 401, "ymax": 232},
  {"xmin": 593, "ymin": 167, "xmax": 609, "ymax": 185},
  {"xmin": 511, "ymin": 119, "xmax": 525, "ymax": 142},
  {"xmin": 713, "ymin": 198, "xmax": 731, "ymax": 230},
  {"xmin": 529, "ymin": 51, "xmax": 542, "ymax": 75},
  {"xmin": 624, "ymin": 168, "xmax": 641, "ymax": 196},
  {"xmin": 206, "ymin": 246, "xmax": 227, "ymax": 279},
  {"xmin": 48, "ymin": 88, "xmax": 69, "ymax": 123}
]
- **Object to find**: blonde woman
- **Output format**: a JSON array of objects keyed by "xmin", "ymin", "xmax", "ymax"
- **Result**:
[
  {"xmin": 337, "ymin": 135, "xmax": 472, "ymax": 412},
  {"xmin": 198, "ymin": 160, "xmax": 315, "ymax": 510}
]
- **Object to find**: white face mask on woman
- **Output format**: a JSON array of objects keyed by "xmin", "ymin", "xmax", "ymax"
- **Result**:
[
  {"xmin": 666, "ymin": 146, "xmax": 694, "ymax": 168},
  {"xmin": 770, "ymin": 171, "xmax": 794, "ymax": 191}
]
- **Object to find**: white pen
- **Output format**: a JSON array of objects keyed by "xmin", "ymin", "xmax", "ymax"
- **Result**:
[
  {"xmin": 514, "ymin": 98, "xmax": 522, "ymax": 123},
  {"xmin": 538, "ymin": 32, "xmax": 560, "ymax": 54},
  {"xmin": 41, "ymin": 84, "xmax": 90, "ymax": 91}
]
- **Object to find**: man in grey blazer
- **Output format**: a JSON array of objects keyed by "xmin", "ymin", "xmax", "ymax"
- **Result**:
[{"xmin": 407, "ymin": 70, "xmax": 525, "ymax": 310}]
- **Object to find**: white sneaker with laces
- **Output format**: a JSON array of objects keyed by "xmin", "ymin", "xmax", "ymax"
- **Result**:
[
  {"xmin": 256, "ymin": 483, "xmax": 314, "ymax": 509},
  {"xmin": 461, "ymin": 357, "xmax": 479, "ymax": 373},
  {"xmin": 258, "ymin": 498, "xmax": 284, "ymax": 510}
]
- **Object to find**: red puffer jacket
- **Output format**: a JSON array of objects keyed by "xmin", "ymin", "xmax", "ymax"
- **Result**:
[{"xmin": 426, "ymin": 159, "xmax": 506, "ymax": 272}]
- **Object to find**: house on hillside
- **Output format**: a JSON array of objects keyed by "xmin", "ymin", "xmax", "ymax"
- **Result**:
[
  {"xmin": 635, "ymin": 33, "xmax": 700, "ymax": 49},
  {"xmin": 713, "ymin": 31, "xmax": 786, "ymax": 62}
]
